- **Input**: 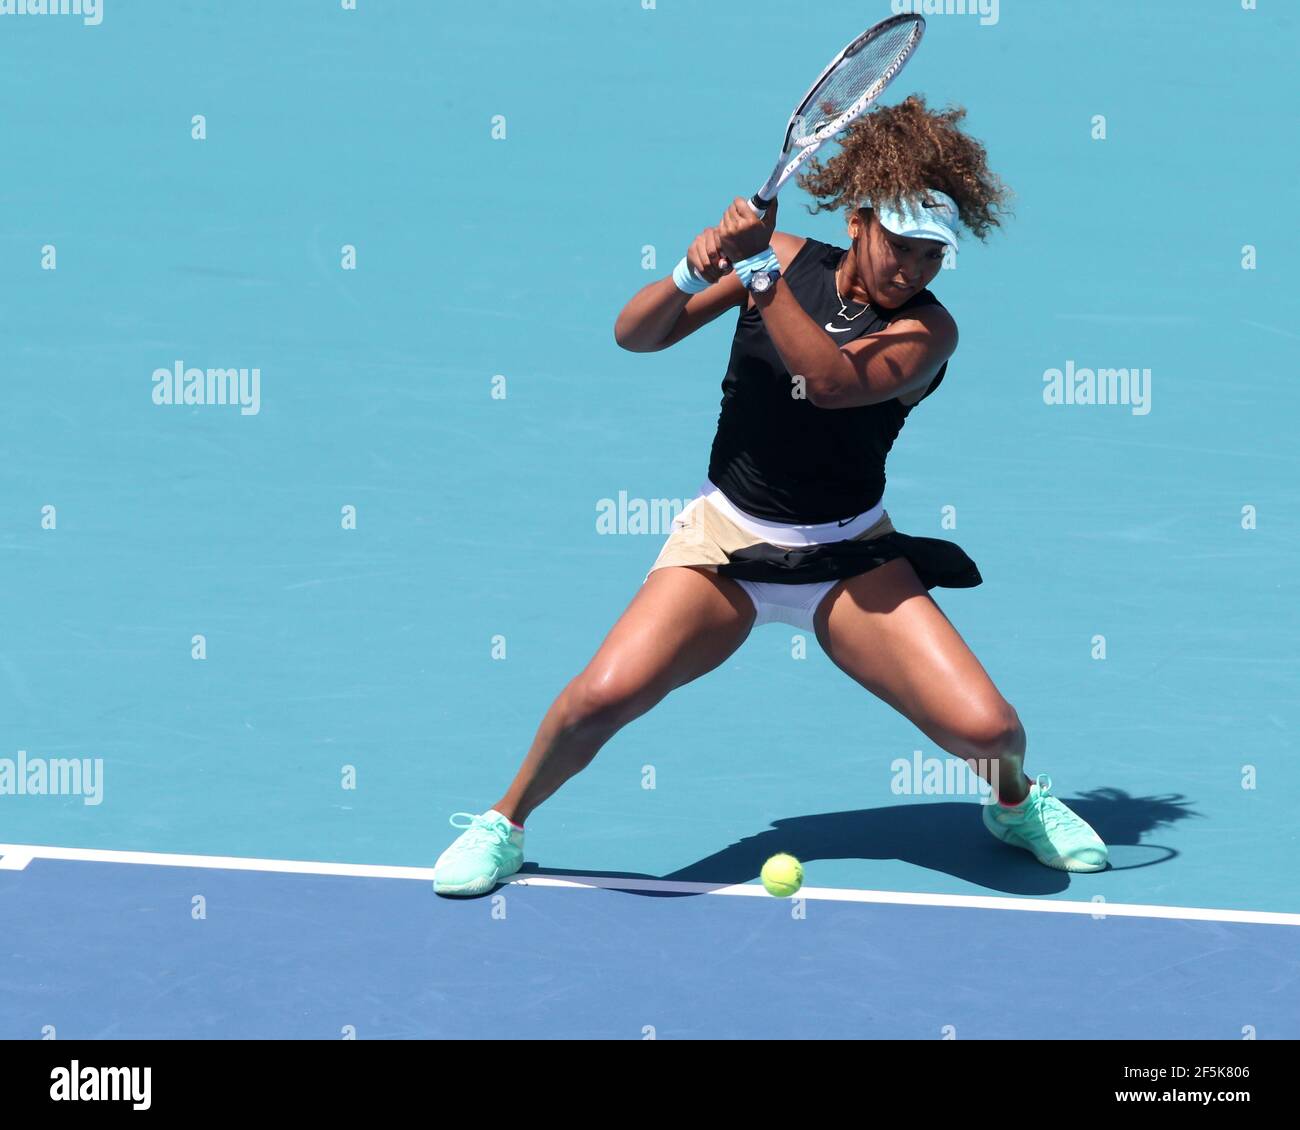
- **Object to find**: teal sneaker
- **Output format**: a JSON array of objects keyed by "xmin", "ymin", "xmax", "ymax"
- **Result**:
[
  {"xmin": 982, "ymin": 775, "xmax": 1108, "ymax": 873},
  {"xmin": 432, "ymin": 810, "xmax": 524, "ymax": 897}
]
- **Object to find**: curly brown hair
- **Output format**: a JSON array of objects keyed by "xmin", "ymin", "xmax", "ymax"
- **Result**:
[{"xmin": 796, "ymin": 94, "xmax": 1012, "ymax": 241}]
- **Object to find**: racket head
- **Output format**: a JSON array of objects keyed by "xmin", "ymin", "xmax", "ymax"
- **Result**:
[
  {"xmin": 783, "ymin": 14, "xmax": 925, "ymax": 151},
  {"xmin": 739, "ymin": 16, "xmax": 927, "ymax": 232}
]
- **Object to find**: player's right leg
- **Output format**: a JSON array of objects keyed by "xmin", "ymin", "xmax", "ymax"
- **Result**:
[{"xmin": 432, "ymin": 566, "xmax": 755, "ymax": 896}]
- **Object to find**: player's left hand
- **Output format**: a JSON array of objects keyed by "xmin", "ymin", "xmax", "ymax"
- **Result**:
[{"xmin": 717, "ymin": 196, "xmax": 779, "ymax": 265}]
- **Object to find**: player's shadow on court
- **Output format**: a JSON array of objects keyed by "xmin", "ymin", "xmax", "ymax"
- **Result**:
[{"xmin": 523, "ymin": 788, "xmax": 1197, "ymax": 897}]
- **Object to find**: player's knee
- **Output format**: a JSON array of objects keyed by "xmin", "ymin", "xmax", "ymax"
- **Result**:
[
  {"xmin": 565, "ymin": 667, "xmax": 663, "ymax": 733},
  {"xmin": 958, "ymin": 703, "xmax": 1025, "ymax": 762}
]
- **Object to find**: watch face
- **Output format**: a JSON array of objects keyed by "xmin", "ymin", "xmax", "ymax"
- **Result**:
[{"xmin": 752, "ymin": 271, "xmax": 773, "ymax": 292}]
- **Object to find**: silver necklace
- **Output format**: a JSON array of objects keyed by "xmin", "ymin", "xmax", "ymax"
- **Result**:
[{"xmin": 833, "ymin": 263, "xmax": 870, "ymax": 321}]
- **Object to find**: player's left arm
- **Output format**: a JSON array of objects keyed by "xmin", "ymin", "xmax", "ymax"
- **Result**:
[
  {"xmin": 826, "ymin": 305, "xmax": 958, "ymax": 408},
  {"xmin": 752, "ymin": 281, "xmax": 957, "ymax": 409},
  {"xmin": 721, "ymin": 196, "xmax": 958, "ymax": 408}
]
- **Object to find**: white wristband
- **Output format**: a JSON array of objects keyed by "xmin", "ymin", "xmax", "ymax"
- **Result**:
[{"xmin": 671, "ymin": 256, "xmax": 710, "ymax": 294}]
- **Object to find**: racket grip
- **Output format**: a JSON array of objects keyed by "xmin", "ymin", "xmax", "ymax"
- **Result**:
[{"xmin": 717, "ymin": 195, "xmax": 773, "ymax": 270}]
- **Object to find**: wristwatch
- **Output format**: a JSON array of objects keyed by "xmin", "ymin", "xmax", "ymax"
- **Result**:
[{"xmin": 735, "ymin": 248, "xmax": 782, "ymax": 292}]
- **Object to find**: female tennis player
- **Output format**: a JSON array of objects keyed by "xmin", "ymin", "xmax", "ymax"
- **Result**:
[{"xmin": 433, "ymin": 96, "xmax": 1107, "ymax": 895}]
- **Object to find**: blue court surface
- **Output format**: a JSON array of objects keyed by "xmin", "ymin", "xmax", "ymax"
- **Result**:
[{"xmin": 2, "ymin": 1, "xmax": 1298, "ymax": 1039}]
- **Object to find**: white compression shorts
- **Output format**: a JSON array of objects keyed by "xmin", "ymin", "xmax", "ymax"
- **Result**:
[{"xmin": 700, "ymin": 480, "xmax": 885, "ymax": 632}]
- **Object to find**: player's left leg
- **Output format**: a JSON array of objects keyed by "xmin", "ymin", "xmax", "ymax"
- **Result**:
[{"xmin": 813, "ymin": 558, "xmax": 1107, "ymax": 872}]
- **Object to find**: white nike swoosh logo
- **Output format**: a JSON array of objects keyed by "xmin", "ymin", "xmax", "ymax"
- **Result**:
[{"xmin": 824, "ymin": 323, "xmax": 854, "ymax": 333}]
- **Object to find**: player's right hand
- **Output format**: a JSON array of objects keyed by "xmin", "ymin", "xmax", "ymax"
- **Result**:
[{"xmin": 686, "ymin": 227, "xmax": 734, "ymax": 284}]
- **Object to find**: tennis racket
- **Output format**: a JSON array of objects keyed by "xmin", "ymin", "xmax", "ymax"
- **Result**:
[{"xmin": 717, "ymin": 14, "xmax": 926, "ymax": 269}]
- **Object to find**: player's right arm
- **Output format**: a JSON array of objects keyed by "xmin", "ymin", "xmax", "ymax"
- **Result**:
[{"xmin": 613, "ymin": 226, "xmax": 746, "ymax": 353}]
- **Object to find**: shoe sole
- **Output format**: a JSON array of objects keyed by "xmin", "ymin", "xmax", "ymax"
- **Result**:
[
  {"xmin": 432, "ymin": 859, "xmax": 523, "ymax": 898},
  {"xmin": 433, "ymin": 879, "xmax": 496, "ymax": 898}
]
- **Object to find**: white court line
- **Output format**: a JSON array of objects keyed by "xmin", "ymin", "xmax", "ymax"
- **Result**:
[
  {"xmin": 0, "ymin": 842, "xmax": 433, "ymax": 881},
  {"xmin": 1, "ymin": 841, "xmax": 1298, "ymax": 927},
  {"xmin": 0, "ymin": 850, "xmax": 32, "ymax": 871}
]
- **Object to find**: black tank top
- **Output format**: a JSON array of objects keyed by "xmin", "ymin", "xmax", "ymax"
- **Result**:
[{"xmin": 706, "ymin": 236, "xmax": 950, "ymax": 524}]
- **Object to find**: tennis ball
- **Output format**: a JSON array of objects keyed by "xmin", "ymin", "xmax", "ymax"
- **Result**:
[{"xmin": 761, "ymin": 853, "xmax": 804, "ymax": 898}]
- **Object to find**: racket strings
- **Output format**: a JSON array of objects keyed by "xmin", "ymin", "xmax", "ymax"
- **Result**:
[{"xmin": 791, "ymin": 21, "xmax": 922, "ymax": 146}]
